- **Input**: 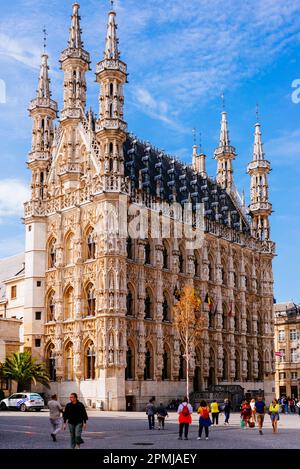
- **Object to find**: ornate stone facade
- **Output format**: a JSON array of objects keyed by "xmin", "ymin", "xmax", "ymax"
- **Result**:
[{"xmin": 23, "ymin": 3, "xmax": 275, "ymax": 410}]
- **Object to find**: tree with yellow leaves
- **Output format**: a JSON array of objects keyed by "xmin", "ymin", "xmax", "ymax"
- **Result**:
[{"xmin": 173, "ymin": 286, "xmax": 206, "ymax": 401}]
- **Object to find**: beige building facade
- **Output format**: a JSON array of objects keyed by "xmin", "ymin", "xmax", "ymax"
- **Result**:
[
  {"xmin": 274, "ymin": 302, "xmax": 300, "ymax": 399},
  {"xmin": 20, "ymin": 3, "xmax": 276, "ymax": 410}
]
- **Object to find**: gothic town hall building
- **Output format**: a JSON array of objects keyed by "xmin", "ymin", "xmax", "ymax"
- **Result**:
[{"xmin": 23, "ymin": 3, "xmax": 276, "ymax": 410}]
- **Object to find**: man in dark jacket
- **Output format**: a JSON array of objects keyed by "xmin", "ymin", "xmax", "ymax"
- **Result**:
[{"xmin": 63, "ymin": 393, "xmax": 88, "ymax": 449}]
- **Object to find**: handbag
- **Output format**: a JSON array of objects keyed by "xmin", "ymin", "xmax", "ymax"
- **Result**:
[{"xmin": 240, "ymin": 418, "xmax": 245, "ymax": 428}]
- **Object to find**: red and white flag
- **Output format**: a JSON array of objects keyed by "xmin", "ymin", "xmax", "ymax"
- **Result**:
[{"xmin": 275, "ymin": 351, "xmax": 283, "ymax": 357}]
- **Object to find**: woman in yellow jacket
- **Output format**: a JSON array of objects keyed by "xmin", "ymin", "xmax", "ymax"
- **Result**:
[{"xmin": 269, "ymin": 399, "xmax": 280, "ymax": 433}]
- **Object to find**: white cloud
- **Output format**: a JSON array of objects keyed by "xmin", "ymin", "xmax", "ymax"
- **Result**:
[
  {"xmin": 0, "ymin": 179, "xmax": 30, "ymax": 218},
  {"xmin": 0, "ymin": 33, "xmax": 41, "ymax": 69},
  {"xmin": 265, "ymin": 129, "xmax": 300, "ymax": 167}
]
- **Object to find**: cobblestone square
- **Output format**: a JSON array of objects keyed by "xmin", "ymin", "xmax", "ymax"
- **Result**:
[{"xmin": 0, "ymin": 410, "xmax": 300, "ymax": 449}]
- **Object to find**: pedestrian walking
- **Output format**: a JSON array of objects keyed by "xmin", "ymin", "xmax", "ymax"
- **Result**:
[
  {"xmin": 254, "ymin": 396, "xmax": 266, "ymax": 435},
  {"xmin": 296, "ymin": 399, "xmax": 300, "ymax": 416},
  {"xmin": 156, "ymin": 402, "xmax": 168, "ymax": 430},
  {"xmin": 177, "ymin": 397, "xmax": 193, "ymax": 440},
  {"xmin": 250, "ymin": 398, "xmax": 256, "ymax": 423},
  {"xmin": 197, "ymin": 400, "xmax": 212, "ymax": 440},
  {"xmin": 63, "ymin": 393, "xmax": 88, "ymax": 449},
  {"xmin": 210, "ymin": 399, "xmax": 219, "ymax": 426},
  {"xmin": 269, "ymin": 398, "xmax": 280, "ymax": 433},
  {"xmin": 48, "ymin": 394, "xmax": 63, "ymax": 442},
  {"xmin": 240, "ymin": 400, "xmax": 251, "ymax": 428},
  {"xmin": 223, "ymin": 399, "xmax": 231, "ymax": 425},
  {"xmin": 289, "ymin": 397, "xmax": 295, "ymax": 413},
  {"xmin": 146, "ymin": 398, "xmax": 156, "ymax": 430}
]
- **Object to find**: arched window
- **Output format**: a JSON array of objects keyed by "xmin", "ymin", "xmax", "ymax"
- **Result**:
[
  {"xmin": 109, "ymin": 158, "xmax": 113, "ymax": 172},
  {"xmin": 65, "ymin": 343, "xmax": 74, "ymax": 381},
  {"xmin": 222, "ymin": 303, "xmax": 228, "ymax": 331},
  {"xmin": 86, "ymin": 284, "xmax": 96, "ymax": 317},
  {"xmin": 87, "ymin": 229, "xmax": 96, "ymax": 260},
  {"xmin": 64, "ymin": 286, "xmax": 74, "ymax": 320},
  {"xmin": 258, "ymin": 314, "xmax": 264, "ymax": 335},
  {"xmin": 46, "ymin": 344, "xmax": 56, "ymax": 382},
  {"xmin": 126, "ymin": 284, "xmax": 134, "ymax": 316},
  {"xmin": 144, "ymin": 240, "xmax": 151, "ymax": 265},
  {"xmin": 126, "ymin": 343, "xmax": 134, "ymax": 380},
  {"xmin": 221, "ymin": 262, "xmax": 227, "ymax": 285},
  {"xmin": 179, "ymin": 246, "xmax": 185, "ymax": 273},
  {"xmin": 110, "ymin": 83, "xmax": 114, "ymax": 96},
  {"xmin": 194, "ymin": 250, "xmax": 201, "ymax": 278},
  {"xmin": 233, "ymin": 271, "xmax": 238, "ymax": 288},
  {"xmin": 109, "ymin": 103, "xmax": 113, "ymax": 118},
  {"xmin": 234, "ymin": 351, "xmax": 240, "ymax": 381},
  {"xmin": 85, "ymin": 344, "xmax": 96, "ymax": 379},
  {"xmin": 162, "ymin": 293, "xmax": 170, "ymax": 322},
  {"xmin": 48, "ymin": 238, "xmax": 56, "ymax": 269},
  {"xmin": 127, "ymin": 237, "xmax": 133, "ymax": 260},
  {"xmin": 144, "ymin": 288, "xmax": 152, "ymax": 319},
  {"xmin": 208, "ymin": 257, "xmax": 214, "ymax": 281},
  {"xmin": 65, "ymin": 232, "xmax": 74, "ymax": 265},
  {"xmin": 144, "ymin": 344, "xmax": 153, "ymax": 380},
  {"xmin": 179, "ymin": 347, "xmax": 186, "ymax": 380},
  {"xmin": 258, "ymin": 353, "xmax": 264, "ymax": 381},
  {"xmin": 162, "ymin": 346, "xmax": 170, "ymax": 380},
  {"xmin": 246, "ymin": 311, "xmax": 252, "ymax": 334},
  {"xmin": 47, "ymin": 290, "xmax": 55, "ymax": 322},
  {"xmin": 247, "ymin": 352, "xmax": 252, "ymax": 381},
  {"xmin": 222, "ymin": 350, "xmax": 228, "ymax": 381},
  {"xmin": 163, "ymin": 241, "xmax": 169, "ymax": 269}
]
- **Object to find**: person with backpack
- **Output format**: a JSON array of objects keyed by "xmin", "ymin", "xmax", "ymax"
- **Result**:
[
  {"xmin": 156, "ymin": 402, "xmax": 168, "ymax": 430},
  {"xmin": 197, "ymin": 400, "xmax": 212, "ymax": 440},
  {"xmin": 177, "ymin": 396, "xmax": 193, "ymax": 440},
  {"xmin": 210, "ymin": 399, "xmax": 219, "ymax": 426}
]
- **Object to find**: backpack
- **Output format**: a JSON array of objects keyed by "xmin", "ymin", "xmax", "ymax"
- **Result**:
[
  {"xmin": 201, "ymin": 407, "xmax": 209, "ymax": 419},
  {"xmin": 181, "ymin": 404, "xmax": 190, "ymax": 417}
]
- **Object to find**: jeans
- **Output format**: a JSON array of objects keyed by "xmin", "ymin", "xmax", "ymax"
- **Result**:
[
  {"xmin": 199, "ymin": 424, "xmax": 209, "ymax": 438},
  {"xmin": 285, "ymin": 404, "xmax": 289, "ymax": 413},
  {"xmin": 148, "ymin": 414, "xmax": 155, "ymax": 429},
  {"xmin": 157, "ymin": 416, "xmax": 165, "ymax": 429},
  {"xmin": 68, "ymin": 423, "xmax": 84, "ymax": 449},
  {"xmin": 179, "ymin": 422, "xmax": 189, "ymax": 438},
  {"xmin": 212, "ymin": 413, "xmax": 219, "ymax": 425},
  {"xmin": 50, "ymin": 417, "xmax": 62, "ymax": 435},
  {"xmin": 225, "ymin": 412, "xmax": 230, "ymax": 423}
]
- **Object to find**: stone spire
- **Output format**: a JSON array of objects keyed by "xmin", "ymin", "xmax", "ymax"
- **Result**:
[
  {"xmin": 104, "ymin": 6, "xmax": 120, "ymax": 60},
  {"xmin": 36, "ymin": 53, "xmax": 51, "ymax": 100},
  {"xmin": 28, "ymin": 53, "xmax": 58, "ymax": 200},
  {"xmin": 247, "ymin": 118, "xmax": 272, "ymax": 240},
  {"xmin": 68, "ymin": 3, "xmax": 83, "ymax": 49},
  {"xmin": 60, "ymin": 3, "xmax": 90, "ymax": 120},
  {"xmin": 214, "ymin": 110, "xmax": 236, "ymax": 191},
  {"xmin": 253, "ymin": 122, "xmax": 264, "ymax": 161},
  {"xmin": 219, "ymin": 111, "xmax": 230, "ymax": 148},
  {"xmin": 95, "ymin": 4, "xmax": 128, "ymax": 178}
]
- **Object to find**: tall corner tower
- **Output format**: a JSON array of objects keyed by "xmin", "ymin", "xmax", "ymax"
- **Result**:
[{"xmin": 214, "ymin": 111, "xmax": 236, "ymax": 191}]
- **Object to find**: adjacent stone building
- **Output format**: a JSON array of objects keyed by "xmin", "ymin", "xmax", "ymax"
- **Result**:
[
  {"xmin": 22, "ymin": 3, "xmax": 276, "ymax": 409},
  {"xmin": 274, "ymin": 302, "xmax": 300, "ymax": 399}
]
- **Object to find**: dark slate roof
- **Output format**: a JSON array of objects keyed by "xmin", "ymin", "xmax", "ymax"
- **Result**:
[{"xmin": 124, "ymin": 136, "xmax": 251, "ymax": 235}]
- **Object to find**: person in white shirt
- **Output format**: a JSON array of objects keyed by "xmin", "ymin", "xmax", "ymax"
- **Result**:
[{"xmin": 48, "ymin": 394, "xmax": 63, "ymax": 442}]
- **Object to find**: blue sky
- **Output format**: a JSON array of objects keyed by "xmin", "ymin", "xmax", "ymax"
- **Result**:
[{"xmin": 0, "ymin": 0, "xmax": 300, "ymax": 303}]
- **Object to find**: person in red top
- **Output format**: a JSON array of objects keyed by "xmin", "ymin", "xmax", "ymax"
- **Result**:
[
  {"xmin": 177, "ymin": 396, "xmax": 193, "ymax": 440},
  {"xmin": 240, "ymin": 400, "xmax": 251, "ymax": 428}
]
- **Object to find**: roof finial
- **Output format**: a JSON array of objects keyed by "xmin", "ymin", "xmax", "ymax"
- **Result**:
[
  {"xmin": 43, "ymin": 26, "xmax": 48, "ymax": 52},
  {"xmin": 192, "ymin": 128, "xmax": 196, "ymax": 146},
  {"xmin": 110, "ymin": 0, "xmax": 114, "ymax": 10},
  {"xmin": 256, "ymin": 102, "xmax": 260, "ymax": 123},
  {"xmin": 221, "ymin": 92, "xmax": 225, "ymax": 112},
  {"xmin": 199, "ymin": 131, "xmax": 203, "ymax": 154}
]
